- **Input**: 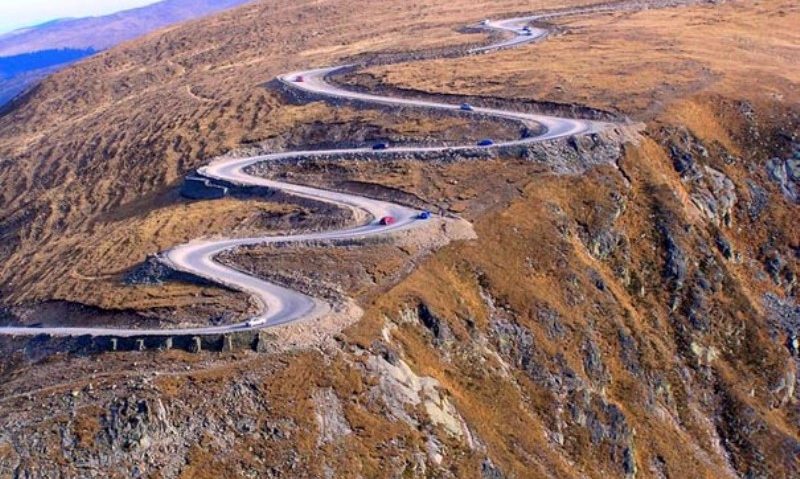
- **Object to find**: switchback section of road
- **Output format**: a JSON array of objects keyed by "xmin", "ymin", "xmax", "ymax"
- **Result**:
[{"xmin": 0, "ymin": 5, "xmax": 621, "ymax": 338}]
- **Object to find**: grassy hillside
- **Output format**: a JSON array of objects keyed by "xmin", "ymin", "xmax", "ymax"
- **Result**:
[
  {"xmin": 0, "ymin": 0, "xmax": 251, "ymax": 109},
  {"xmin": 0, "ymin": 0, "xmax": 601, "ymax": 309},
  {"xmin": 0, "ymin": 0, "xmax": 797, "ymax": 477}
]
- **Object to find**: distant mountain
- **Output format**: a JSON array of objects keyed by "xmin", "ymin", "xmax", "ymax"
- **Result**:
[
  {"xmin": 0, "ymin": 0, "xmax": 250, "ymax": 107},
  {"xmin": 0, "ymin": 0, "xmax": 250, "ymax": 57},
  {"xmin": 0, "ymin": 68, "xmax": 52, "ymax": 107},
  {"xmin": 0, "ymin": 48, "xmax": 96, "ymax": 79}
]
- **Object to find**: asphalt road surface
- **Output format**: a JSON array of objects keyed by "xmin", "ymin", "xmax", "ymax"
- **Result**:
[{"xmin": 1, "ymin": 9, "xmax": 611, "ymax": 337}]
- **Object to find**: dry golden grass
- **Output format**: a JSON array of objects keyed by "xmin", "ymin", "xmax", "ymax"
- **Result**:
[
  {"xmin": 360, "ymin": 0, "xmax": 800, "ymax": 118},
  {"xmin": 3, "ymin": 0, "xmax": 796, "ymax": 313},
  {"xmin": 4, "ymin": 198, "xmax": 297, "ymax": 308},
  {"xmin": 343, "ymin": 154, "xmax": 792, "ymax": 476},
  {"xmin": 0, "ymin": 0, "xmax": 591, "ymax": 309},
  {"xmin": 0, "ymin": 1, "xmax": 797, "ymax": 476}
]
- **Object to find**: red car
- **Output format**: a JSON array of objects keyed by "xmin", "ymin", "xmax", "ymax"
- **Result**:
[{"xmin": 379, "ymin": 216, "xmax": 396, "ymax": 226}]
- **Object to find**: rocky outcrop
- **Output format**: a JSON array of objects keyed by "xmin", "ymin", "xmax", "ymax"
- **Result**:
[
  {"xmin": 668, "ymin": 128, "xmax": 737, "ymax": 226},
  {"xmin": 124, "ymin": 254, "xmax": 218, "ymax": 287},
  {"xmin": 487, "ymin": 311, "xmax": 637, "ymax": 477},
  {"xmin": 312, "ymin": 387, "xmax": 352, "ymax": 446},
  {"xmin": 765, "ymin": 143, "xmax": 800, "ymax": 203}
]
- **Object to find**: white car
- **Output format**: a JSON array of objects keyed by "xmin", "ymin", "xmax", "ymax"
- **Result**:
[{"xmin": 246, "ymin": 317, "xmax": 267, "ymax": 327}]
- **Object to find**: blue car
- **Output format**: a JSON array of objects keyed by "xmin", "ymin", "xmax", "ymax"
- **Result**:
[
  {"xmin": 477, "ymin": 139, "xmax": 494, "ymax": 147},
  {"xmin": 417, "ymin": 211, "xmax": 432, "ymax": 220},
  {"xmin": 372, "ymin": 142, "xmax": 389, "ymax": 150},
  {"xmin": 460, "ymin": 103, "xmax": 474, "ymax": 112}
]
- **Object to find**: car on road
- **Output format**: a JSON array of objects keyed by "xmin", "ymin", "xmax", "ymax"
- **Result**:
[
  {"xmin": 481, "ymin": 19, "xmax": 490, "ymax": 26},
  {"xmin": 293, "ymin": 75, "xmax": 304, "ymax": 82},
  {"xmin": 477, "ymin": 139, "xmax": 494, "ymax": 147},
  {"xmin": 379, "ymin": 216, "xmax": 396, "ymax": 226},
  {"xmin": 460, "ymin": 103, "xmax": 474, "ymax": 112},
  {"xmin": 417, "ymin": 211, "xmax": 432, "ymax": 220},
  {"xmin": 372, "ymin": 142, "xmax": 389, "ymax": 150},
  {"xmin": 246, "ymin": 318, "xmax": 267, "ymax": 327}
]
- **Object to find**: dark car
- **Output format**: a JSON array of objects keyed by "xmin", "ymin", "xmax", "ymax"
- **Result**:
[
  {"xmin": 372, "ymin": 142, "xmax": 389, "ymax": 150},
  {"xmin": 460, "ymin": 103, "xmax": 474, "ymax": 112},
  {"xmin": 417, "ymin": 211, "xmax": 432, "ymax": 220},
  {"xmin": 379, "ymin": 216, "xmax": 396, "ymax": 226},
  {"xmin": 477, "ymin": 139, "xmax": 494, "ymax": 147},
  {"xmin": 294, "ymin": 75, "xmax": 305, "ymax": 82}
]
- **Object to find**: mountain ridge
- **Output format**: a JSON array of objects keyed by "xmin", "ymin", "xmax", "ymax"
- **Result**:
[
  {"xmin": 0, "ymin": 0, "xmax": 251, "ymax": 57},
  {"xmin": 0, "ymin": 0, "xmax": 250, "ymax": 108}
]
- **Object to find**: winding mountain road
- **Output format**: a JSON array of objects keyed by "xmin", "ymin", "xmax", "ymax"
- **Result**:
[{"xmin": 1, "ymin": 8, "xmax": 612, "ymax": 338}]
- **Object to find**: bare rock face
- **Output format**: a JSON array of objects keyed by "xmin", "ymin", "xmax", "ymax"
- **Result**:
[
  {"xmin": 364, "ymin": 352, "xmax": 469, "ymax": 440},
  {"xmin": 668, "ymin": 129, "xmax": 738, "ymax": 226},
  {"xmin": 766, "ymin": 151, "xmax": 800, "ymax": 203},
  {"xmin": 694, "ymin": 165, "xmax": 737, "ymax": 226},
  {"xmin": 312, "ymin": 388, "xmax": 352, "ymax": 446},
  {"xmin": 416, "ymin": 303, "xmax": 455, "ymax": 345},
  {"xmin": 102, "ymin": 396, "xmax": 172, "ymax": 454}
]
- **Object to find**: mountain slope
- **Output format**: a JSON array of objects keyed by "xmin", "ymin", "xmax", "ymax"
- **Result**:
[
  {"xmin": 0, "ymin": 0, "xmax": 250, "ymax": 108},
  {"xmin": 0, "ymin": 0, "xmax": 797, "ymax": 477}
]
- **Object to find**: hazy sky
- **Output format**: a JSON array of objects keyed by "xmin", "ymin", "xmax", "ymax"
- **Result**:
[{"xmin": 0, "ymin": 0, "xmax": 161, "ymax": 34}]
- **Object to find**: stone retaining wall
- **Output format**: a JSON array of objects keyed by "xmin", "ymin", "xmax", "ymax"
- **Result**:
[{"xmin": 5, "ymin": 329, "xmax": 280, "ymax": 359}]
